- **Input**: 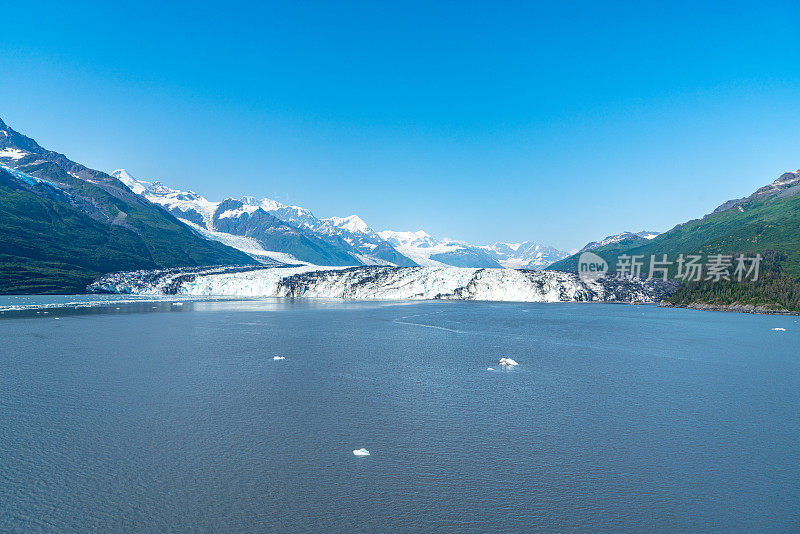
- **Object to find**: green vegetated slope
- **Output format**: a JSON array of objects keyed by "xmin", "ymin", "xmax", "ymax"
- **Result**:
[
  {"xmin": 0, "ymin": 117, "xmax": 255, "ymax": 294},
  {"xmin": 0, "ymin": 167, "xmax": 253, "ymax": 293},
  {"xmin": 548, "ymin": 171, "xmax": 800, "ymax": 311}
]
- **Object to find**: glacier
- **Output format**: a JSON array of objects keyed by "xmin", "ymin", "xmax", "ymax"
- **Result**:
[{"xmin": 89, "ymin": 265, "xmax": 677, "ymax": 303}]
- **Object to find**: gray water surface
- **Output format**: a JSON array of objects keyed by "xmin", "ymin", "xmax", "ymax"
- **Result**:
[{"xmin": 1, "ymin": 299, "xmax": 798, "ymax": 532}]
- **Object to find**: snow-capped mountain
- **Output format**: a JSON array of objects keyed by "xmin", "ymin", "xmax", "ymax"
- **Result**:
[
  {"xmin": 113, "ymin": 169, "xmax": 568, "ymax": 271},
  {"xmin": 378, "ymin": 230, "xmax": 504, "ymax": 268},
  {"xmin": 112, "ymin": 170, "xmax": 414, "ymax": 266},
  {"xmin": 378, "ymin": 231, "xmax": 568, "ymax": 269},
  {"xmin": 302, "ymin": 214, "xmax": 416, "ymax": 266},
  {"xmin": 579, "ymin": 231, "xmax": 660, "ymax": 253},
  {"xmin": 480, "ymin": 241, "xmax": 571, "ymax": 269}
]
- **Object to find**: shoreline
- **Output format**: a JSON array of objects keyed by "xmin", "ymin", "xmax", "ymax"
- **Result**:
[{"xmin": 659, "ymin": 301, "xmax": 800, "ymax": 316}]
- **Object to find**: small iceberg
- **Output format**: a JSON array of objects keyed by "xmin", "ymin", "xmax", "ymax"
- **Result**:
[
  {"xmin": 499, "ymin": 357, "xmax": 519, "ymax": 367},
  {"xmin": 273, "ymin": 356, "xmax": 286, "ymax": 360},
  {"xmin": 353, "ymin": 448, "xmax": 370, "ymax": 456},
  {"xmin": 772, "ymin": 327, "xmax": 786, "ymax": 331},
  {"xmin": 172, "ymin": 302, "xmax": 183, "ymax": 306},
  {"xmin": 486, "ymin": 367, "xmax": 494, "ymax": 371}
]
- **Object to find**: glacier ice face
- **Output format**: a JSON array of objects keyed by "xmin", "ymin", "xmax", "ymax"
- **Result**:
[{"xmin": 89, "ymin": 265, "xmax": 678, "ymax": 304}]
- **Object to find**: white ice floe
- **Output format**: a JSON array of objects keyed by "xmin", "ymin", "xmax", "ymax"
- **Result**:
[
  {"xmin": 486, "ymin": 367, "xmax": 494, "ymax": 371},
  {"xmin": 499, "ymin": 358, "xmax": 519, "ymax": 367},
  {"xmin": 273, "ymin": 356, "xmax": 286, "ymax": 360},
  {"xmin": 353, "ymin": 448, "xmax": 370, "ymax": 456},
  {"xmin": 172, "ymin": 302, "xmax": 183, "ymax": 306},
  {"xmin": 772, "ymin": 328, "xmax": 787, "ymax": 331}
]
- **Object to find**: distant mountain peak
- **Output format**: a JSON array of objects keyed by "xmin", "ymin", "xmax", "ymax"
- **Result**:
[
  {"xmin": 111, "ymin": 168, "xmax": 149, "ymax": 194},
  {"xmin": 579, "ymin": 231, "xmax": 660, "ymax": 253},
  {"xmin": 327, "ymin": 214, "xmax": 370, "ymax": 234},
  {"xmin": 377, "ymin": 230, "xmax": 567, "ymax": 269}
]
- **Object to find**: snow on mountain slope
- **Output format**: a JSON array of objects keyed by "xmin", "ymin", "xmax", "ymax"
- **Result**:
[
  {"xmin": 90, "ymin": 265, "xmax": 677, "ymax": 303},
  {"xmin": 0, "ymin": 147, "xmax": 29, "ymax": 160},
  {"xmin": 264, "ymin": 208, "xmax": 417, "ymax": 266},
  {"xmin": 181, "ymin": 221, "xmax": 305, "ymax": 265},
  {"xmin": 379, "ymin": 231, "xmax": 568, "ymax": 270},
  {"xmin": 377, "ymin": 230, "xmax": 502, "ymax": 268},
  {"xmin": 378, "ymin": 230, "xmax": 438, "ymax": 249},
  {"xmin": 480, "ymin": 241, "xmax": 570, "ymax": 269},
  {"xmin": 377, "ymin": 230, "xmax": 457, "ymax": 266},
  {"xmin": 111, "ymin": 169, "xmax": 400, "ymax": 266},
  {"xmin": 0, "ymin": 118, "xmax": 255, "ymax": 293},
  {"xmin": 112, "ymin": 170, "xmax": 219, "ymax": 228},
  {"xmin": 579, "ymin": 231, "xmax": 660, "ymax": 253},
  {"xmin": 0, "ymin": 161, "xmax": 66, "ymax": 192},
  {"xmin": 112, "ymin": 168, "xmax": 148, "ymax": 194},
  {"xmin": 112, "ymin": 169, "xmax": 566, "ymax": 271},
  {"xmin": 322, "ymin": 214, "xmax": 371, "ymax": 236}
]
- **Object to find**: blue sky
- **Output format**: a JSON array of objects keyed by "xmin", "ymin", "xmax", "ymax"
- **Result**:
[{"xmin": 1, "ymin": 0, "xmax": 798, "ymax": 250}]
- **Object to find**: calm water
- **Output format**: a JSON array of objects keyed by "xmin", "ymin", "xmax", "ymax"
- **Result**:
[{"xmin": 1, "ymin": 298, "xmax": 798, "ymax": 532}]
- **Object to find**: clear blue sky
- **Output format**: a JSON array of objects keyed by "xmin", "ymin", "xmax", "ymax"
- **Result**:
[{"xmin": 1, "ymin": 0, "xmax": 798, "ymax": 250}]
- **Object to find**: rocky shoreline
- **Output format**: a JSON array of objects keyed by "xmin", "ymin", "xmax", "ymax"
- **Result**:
[{"xmin": 659, "ymin": 301, "xmax": 800, "ymax": 316}]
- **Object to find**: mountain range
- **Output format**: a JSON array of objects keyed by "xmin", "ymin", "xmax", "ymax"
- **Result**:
[
  {"xmin": 4, "ymin": 114, "xmax": 797, "ymax": 308},
  {"xmin": 0, "ymin": 116, "xmax": 569, "ymax": 293},
  {"xmin": 377, "ymin": 230, "xmax": 568, "ymax": 269},
  {"xmin": 111, "ymin": 169, "xmax": 570, "ymax": 271}
]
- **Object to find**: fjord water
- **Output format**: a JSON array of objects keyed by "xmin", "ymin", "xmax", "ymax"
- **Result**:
[{"xmin": 1, "ymin": 299, "xmax": 798, "ymax": 532}]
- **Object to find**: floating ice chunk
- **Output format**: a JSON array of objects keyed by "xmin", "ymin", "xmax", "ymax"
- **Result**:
[
  {"xmin": 499, "ymin": 358, "xmax": 518, "ymax": 367},
  {"xmin": 273, "ymin": 356, "xmax": 286, "ymax": 360},
  {"xmin": 487, "ymin": 367, "xmax": 494, "ymax": 371},
  {"xmin": 172, "ymin": 302, "xmax": 183, "ymax": 306},
  {"xmin": 353, "ymin": 448, "xmax": 370, "ymax": 456},
  {"xmin": 772, "ymin": 327, "xmax": 786, "ymax": 331}
]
